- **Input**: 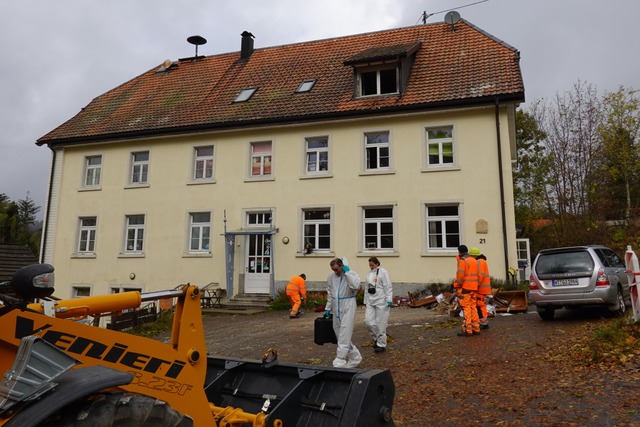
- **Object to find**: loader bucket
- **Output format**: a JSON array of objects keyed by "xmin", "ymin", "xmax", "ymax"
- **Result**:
[{"xmin": 204, "ymin": 355, "xmax": 395, "ymax": 426}]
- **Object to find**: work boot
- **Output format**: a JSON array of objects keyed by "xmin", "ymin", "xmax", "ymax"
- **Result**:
[
  {"xmin": 457, "ymin": 331, "xmax": 473, "ymax": 337},
  {"xmin": 374, "ymin": 346, "xmax": 386, "ymax": 353},
  {"xmin": 332, "ymin": 357, "xmax": 347, "ymax": 368},
  {"xmin": 480, "ymin": 322, "xmax": 489, "ymax": 329},
  {"xmin": 289, "ymin": 313, "xmax": 300, "ymax": 319}
]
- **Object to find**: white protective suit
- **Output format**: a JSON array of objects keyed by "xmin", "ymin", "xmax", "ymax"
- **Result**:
[
  {"xmin": 364, "ymin": 266, "xmax": 393, "ymax": 348},
  {"xmin": 326, "ymin": 266, "xmax": 362, "ymax": 368}
]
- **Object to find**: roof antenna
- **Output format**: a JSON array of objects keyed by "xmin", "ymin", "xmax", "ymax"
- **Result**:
[
  {"xmin": 419, "ymin": 0, "xmax": 489, "ymax": 24},
  {"xmin": 187, "ymin": 35, "xmax": 207, "ymax": 57}
]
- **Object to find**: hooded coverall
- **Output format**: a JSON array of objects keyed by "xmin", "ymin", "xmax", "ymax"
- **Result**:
[
  {"xmin": 326, "ymin": 268, "xmax": 362, "ymax": 368},
  {"xmin": 476, "ymin": 257, "xmax": 491, "ymax": 327},
  {"xmin": 455, "ymin": 255, "xmax": 480, "ymax": 334},
  {"xmin": 364, "ymin": 266, "xmax": 393, "ymax": 349},
  {"xmin": 286, "ymin": 275, "xmax": 307, "ymax": 317}
]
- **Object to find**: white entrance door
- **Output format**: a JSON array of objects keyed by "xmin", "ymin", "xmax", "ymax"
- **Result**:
[{"xmin": 245, "ymin": 234, "xmax": 271, "ymax": 293}]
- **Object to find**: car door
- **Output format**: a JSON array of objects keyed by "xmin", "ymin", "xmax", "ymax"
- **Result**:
[{"xmin": 596, "ymin": 248, "xmax": 629, "ymax": 296}]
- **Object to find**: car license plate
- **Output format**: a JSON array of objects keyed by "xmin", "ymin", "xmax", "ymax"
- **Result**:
[{"xmin": 551, "ymin": 278, "xmax": 579, "ymax": 287}]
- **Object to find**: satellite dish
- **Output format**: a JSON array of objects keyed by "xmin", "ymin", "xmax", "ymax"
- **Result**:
[
  {"xmin": 162, "ymin": 59, "xmax": 172, "ymax": 69},
  {"xmin": 444, "ymin": 11, "xmax": 461, "ymax": 25},
  {"xmin": 187, "ymin": 35, "xmax": 207, "ymax": 57}
]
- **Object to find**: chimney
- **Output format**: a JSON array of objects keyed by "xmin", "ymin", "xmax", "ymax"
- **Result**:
[{"xmin": 240, "ymin": 31, "xmax": 255, "ymax": 59}]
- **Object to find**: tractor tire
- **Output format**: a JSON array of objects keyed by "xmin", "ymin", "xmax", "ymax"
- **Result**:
[{"xmin": 42, "ymin": 392, "xmax": 193, "ymax": 427}]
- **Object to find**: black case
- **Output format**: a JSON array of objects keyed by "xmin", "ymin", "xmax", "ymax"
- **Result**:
[{"xmin": 314, "ymin": 316, "xmax": 337, "ymax": 345}]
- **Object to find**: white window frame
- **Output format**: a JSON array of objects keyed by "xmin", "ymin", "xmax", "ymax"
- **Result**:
[
  {"xmin": 305, "ymin": 136, "xmax": 329, "ymax": 175},
  {"xmin": 124, "ymin": 214, "xmax": 145, "ymax": 254},
  {"xmin": 83, "ymin": 155, "xmax": 102, "ymax": 188},
  {"xmin": 296, "ymin": 79, "xmax": 316, "ymax": 93},
  {"xmin": 193, "ymin": 145, "xmax": 214, "ymax": 181},
  {"xmin": 235, "ymin": 87, "xmax": 257, "ymax": 102},
  {"xmin": 302, "ymin": 208, "xmax": 332, "ymax": 252},
  {"xmin": 77, "ymin": 216, "xmax": 97, "ymax": 254},
  {"xmin": 425, "ymin": 203, "xmax": 461, "ymax": 252},
  {"xmin": 130, "ymin": 151, "xmax": 149, "ymax": 184},
  {"xmin": 249, "ymin": 141, "xmax": 273, "ymax": 178},
  {"xmin": 361, "ymin": 205, "xmax": 396, "ymax": 252},
  {"xmin": 357, "ymin": 64, "xmax": 399, "ymax": 97},
  {"xmin": 364, "ymin": 131, "xmax": 391, "ymax": 171},
  {"xmin": 246, "ymin": 211, "xmax": 273, "ymax": 227},
  {"xmin": 425, "ymin": 126, "xmax": 455, "ymax": 168},
  {"xmin": 189, "ymin": 212, "xmax": 211, "ymax": 253}
]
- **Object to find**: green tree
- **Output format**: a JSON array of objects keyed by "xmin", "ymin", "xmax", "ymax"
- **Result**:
[{"xmin": 0, "ymin": 192, "xmax": 41, "ymax": 255}]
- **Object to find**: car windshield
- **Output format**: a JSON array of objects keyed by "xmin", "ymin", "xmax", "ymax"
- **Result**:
[{"xmin": 536, "ymin": 251, "xmax": 594, "ymax": 275}]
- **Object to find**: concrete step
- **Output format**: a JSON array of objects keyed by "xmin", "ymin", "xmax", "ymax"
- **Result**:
[{"xmin": 223, "ymin": 293, "xmax": 272, "ymax": 310}]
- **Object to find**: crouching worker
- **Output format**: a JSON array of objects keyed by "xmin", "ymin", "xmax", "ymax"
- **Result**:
[
  {"xmin": 325, "ymin": 257, "xmax": 362, "ymax": 368},
  {"xmin": 286, "ymin": 273, "xmax": 306, "ymax": 319}
]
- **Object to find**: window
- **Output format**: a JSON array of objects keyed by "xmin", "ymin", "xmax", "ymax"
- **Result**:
[
  {"xmin": 296, "ymin": 79, "xmax": 316, "ymax": 93},
  {"xmin": 130, "ymin": 151, "xmax": 149, "ymax": 184},
  {"xmin": 193, "ymin": 146, "xmax": 214, "ymax": 180},
  {"xmin": 250, "ymin": 141, "xmax": 272, "ymax": 177},
  {"xmin": 247, "ymin": 212, "xmax": 272, "ymax": 226},
  {"xmin": 365, "ymin": 132, "xmax": 390, "ymax": 171},
  {"xmin": 426, "ymin": 127, "xmax": 454, "ymax": 167},
  {"xmin": 72, "ymin": 286, "xmax": 91, "ymax": 298},
  {"xmin": 77, "ymin": 216, "xmax": 97, "ymax": 253},
  {"xmin": 84, "ymin": 155, "xmax": 102, "ymax": 187},
  {"xmin": 305, "ymin": 137, "xmax": 329, "ymax": 174},
  {"xmin": 235, "ymin": 87, "xmax": 257, "ymax": 102},
  {"xmin": 124, "ymin": 214, "xmax": 145, "ymax": 253},
  {"xmin": 426, "ymin": 204, "xmax": 460, "ymax": 250},
  {"xmin": 363, "ymin": 206, "xmax": 395, "ymax": 250},
  {"xmin": 358, "ymin": 66, "xmax": 398, "ymax": 97},
  {"xmin": 302, "ymin": 208, "xmax": 331, "ymax": 252},
  {"xmin": 190, "ymin": 212, "xmax": 211, "ymax": 252}
]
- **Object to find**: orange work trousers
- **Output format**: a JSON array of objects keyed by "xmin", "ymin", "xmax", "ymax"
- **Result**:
[
  {"xmin": 287, "ymin": 291, "xmax": 302, "ymax": 316},
  {"xmin": 476, "ymin": 294, "xmax": 489, "ymax": 324},
  {"xmin": 457, "ymin": 289, "xmax": 480, "ymax": 334}
]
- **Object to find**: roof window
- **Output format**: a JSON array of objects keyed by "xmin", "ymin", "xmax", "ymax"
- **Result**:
[
  {"xmin": 296, "ymin": 79, "xmax": 316, "ymax": 93},
  {"xmin": 234, "ymin": 87, "xmax": 257, "ymax": 102}
]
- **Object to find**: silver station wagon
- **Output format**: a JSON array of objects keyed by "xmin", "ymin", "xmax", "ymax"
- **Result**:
[{"xmin": 529, "ymin": 245, "xmax": 630, "ymax": 320}]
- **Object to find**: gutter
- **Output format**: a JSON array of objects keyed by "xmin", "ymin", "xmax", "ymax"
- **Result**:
[
  {"xmin": 39, "ymin": 148, "xmax": 56, "ymax": 263},
  {"xmin": 494, "ymin": 98, "xmax": 510, "ymax": 279}
]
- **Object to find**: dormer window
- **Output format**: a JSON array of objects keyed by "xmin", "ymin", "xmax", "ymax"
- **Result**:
[
  {"xmin": 234, "ymin": 87, "xmax": 257, "ymax": 102},
  {"xmin": 296, "ymin": 79, "xmax": 316, "ymax": 93},
  {"xmin": 344, "ymin": 41, "xmax": 421, "ymax": 99},
  {"xmin": 358, "ymin": 65, "xmax": 398, "ymax": 97}
]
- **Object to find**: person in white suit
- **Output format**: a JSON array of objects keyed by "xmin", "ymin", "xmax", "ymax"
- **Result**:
[
  {"xmin": 364, "ymin": 256, "xmax": 393, "ymax": 353},
  {"xmin": 325, "ymin": 257, "xmax": 362, "ymax": 368}
]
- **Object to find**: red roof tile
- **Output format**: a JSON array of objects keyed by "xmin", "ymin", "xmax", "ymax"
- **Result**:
[{"xmin": 38, "ymin": 20, "xmax": 524, "ymax": 146}]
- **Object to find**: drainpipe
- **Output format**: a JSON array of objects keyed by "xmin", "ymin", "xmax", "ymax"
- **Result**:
[
  {"xmin": 494, "ymin": 98, "xmax": 510, "ymax": 279},
  {"xmin": 39, "ymin": 147, "xmax": 56, "ymax": 264}
]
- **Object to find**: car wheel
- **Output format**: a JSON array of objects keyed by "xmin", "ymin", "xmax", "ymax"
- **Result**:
[
  {"xmin": 607, "ymin": 287, "xmax": 627, "ymax": 318},
  {"xmin": 538, "ymin": 308, "xmax": 555, "ymax": 321}
]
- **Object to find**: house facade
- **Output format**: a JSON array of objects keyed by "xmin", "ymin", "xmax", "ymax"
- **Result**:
[{"xmin": 37, "ymin": 20, "xmax": 524, "ymax": 299}]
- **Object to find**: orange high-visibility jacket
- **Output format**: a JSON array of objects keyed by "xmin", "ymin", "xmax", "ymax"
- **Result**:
[
  {"xmin": 477, "ymin": 258, "xmax": 491, "ymax": 295},
  {"xmin": 455, "ymin": 255, "xmax": 479, "ymax": 291},
  {"xmin": 286, "ymin": 275, "xmax": 307, "ymax": 297}
]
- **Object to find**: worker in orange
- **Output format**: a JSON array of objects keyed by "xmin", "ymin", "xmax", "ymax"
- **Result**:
[
  {"xmin": 469, "ymin": 247, "xmax": 491, "ymax": 330},
  {"xmin": 286, "ymin": 273, "xmax": 307, "ymax": 319},
  {"xmin": 454, "ymin": 245, "xmax": 480, "ymax": 336}
]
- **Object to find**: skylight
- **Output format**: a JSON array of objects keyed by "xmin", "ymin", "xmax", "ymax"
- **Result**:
[
  {"xmin": 296, "ymin": 79, "xmax": 316, "ymax": 93},
  {"xmin": 234, "ymin": 88, "xmax": 257, "ymax": 102}
]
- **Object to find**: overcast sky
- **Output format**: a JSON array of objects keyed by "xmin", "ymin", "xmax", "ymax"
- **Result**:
[{"xmin": 1, "ymin": 0, "xmax": 638, "ymax": 218}]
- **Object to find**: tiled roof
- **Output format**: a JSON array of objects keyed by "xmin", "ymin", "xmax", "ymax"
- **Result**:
[
  {"xmin": 0, "ymin": 243, "xmax": 39, "ymax": 282},
  {"xmin": 38, "ymin": 19, "xmax": 524, "ymax": 146}
]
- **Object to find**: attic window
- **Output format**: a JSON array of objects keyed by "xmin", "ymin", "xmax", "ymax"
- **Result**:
[
  {"xmin": 358, "ymin": 65, "xmax": 398, "ymax": 97},
  {"xmin": 234, "ymin": 87, "xmax": 257, "ymax": 103},
  {"xmin": 296, "ymin": 79, "xmax": 316, "ymax": 93}
]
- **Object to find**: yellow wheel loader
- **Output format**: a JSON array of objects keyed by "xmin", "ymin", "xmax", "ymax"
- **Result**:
[{"xmin": 0, "ymin": 264, "xmax": 395, "ymax": 426}]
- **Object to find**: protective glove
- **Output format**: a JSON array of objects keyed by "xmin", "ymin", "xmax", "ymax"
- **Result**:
[
  {"xmin": 324, "ymin": 309, "xmax": 330, "ymax": 318},
  {"xmin": 342, "ymin": 265, "xmax": 350, "ymax": 273},
  {"xmin": 387, "ymin": 301, "xmax": 392, "ymax": 308}
]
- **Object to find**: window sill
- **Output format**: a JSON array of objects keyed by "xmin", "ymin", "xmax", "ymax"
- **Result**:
[
  {"xmin": 357, "ymin": 251, "xmax": 399, "ymax": 257},
  {"xmin": 187, "ymin": 179, "xmax": 216, "ymax": 186},
  {"xmin": 244, "ymin": 176, "xmax": 275, "ymax": 183},
  {"xmin": 71, "ymin": 253, "xmax": 97, "ymax": 259},
  {"xmin": 118, "ymin": 253, "xmax": 145, "ymax": 258},
  {"xmin": 296, "ymin": 251, "xmax": 334, "ymax": 258},
  {"xmin": 182, "ymin": 252, "xmax": 213, "ymax": 258},
  {"xmin": 359, "ymin": 169, "xmax": 395, "ymax": 177},
  {"xmin": 421, "ymin": 166, "xmax": 460, "ymax": 173},
  {"xmin": 124, "ymin": 183, "xmax": 150, "ymax": 189},
  {"xmin": 78, "ymin": 187, "xmax": 102, "ymax": 192},
  {"xmin": 299, "ymin": 173, "xmax": 333, "ymax": 180},
  {"xmin": 422, "ymin": 250, "xmax": 457, "ymax": 257}
]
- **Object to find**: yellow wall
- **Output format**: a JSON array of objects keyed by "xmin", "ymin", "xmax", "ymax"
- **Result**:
[{"xmin": 44, "ymin": 105, "xmax": 518, "ymax": 297}]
